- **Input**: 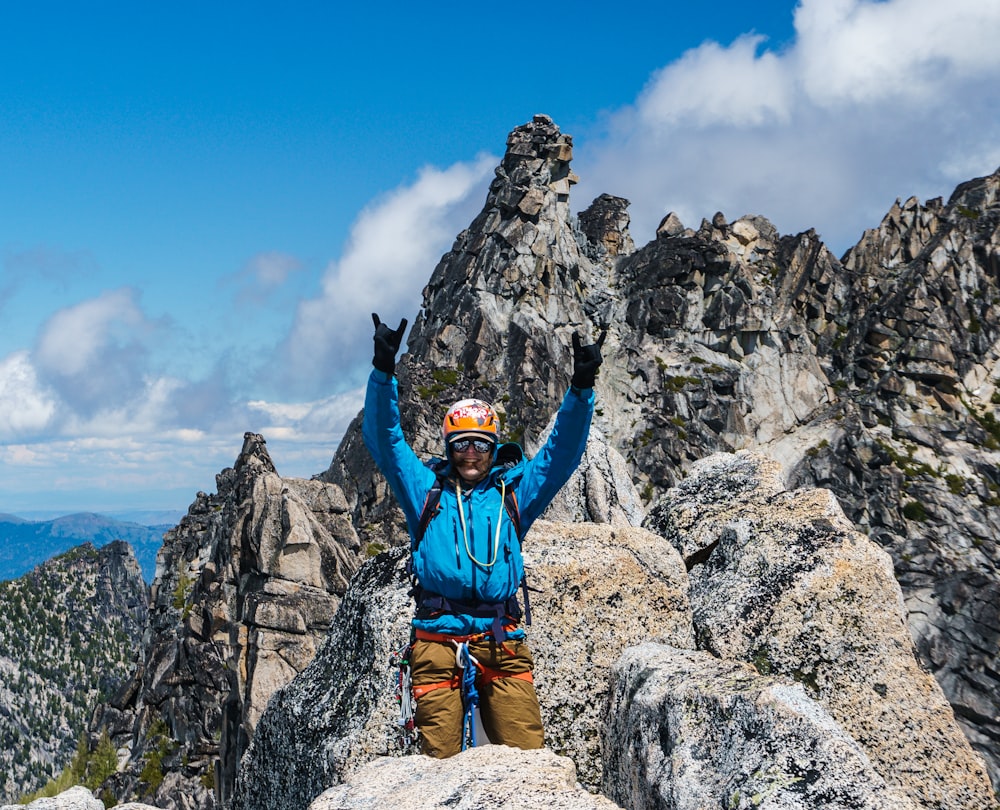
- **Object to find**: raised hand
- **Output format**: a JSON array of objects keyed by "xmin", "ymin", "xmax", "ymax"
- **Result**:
[
  {"xmin": 372, "ymin": 313, "xmax": 408, "ymax": 375},
  {"xmin": 571, "ymin": 328, "xmax": 606, "ymax": 389}
]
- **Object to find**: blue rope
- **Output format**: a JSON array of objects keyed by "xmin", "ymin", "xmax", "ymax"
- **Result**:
[{"xmin": 458, "ymin": 642, "xmax": 479, "ymax": 750}]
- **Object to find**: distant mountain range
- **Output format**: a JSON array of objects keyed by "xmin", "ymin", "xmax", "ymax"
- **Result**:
[{"xmin": 0, "ymin": 513, "xmax": 175, "ymax": 583}]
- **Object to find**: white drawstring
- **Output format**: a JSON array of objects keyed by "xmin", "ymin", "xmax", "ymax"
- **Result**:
[{"xmin": 455, "ymin": 478, "xmax": 506, "ymax": 568}]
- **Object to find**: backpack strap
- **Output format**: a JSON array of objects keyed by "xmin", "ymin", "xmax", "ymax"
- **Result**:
[
  {"xmin": 503, "ymin": 487, "xmax": 521, "ymax": 540},
  {"xmin": 413, "ymin": 458, "xmax": 450, "ymax": 552},
  {"xmin": 414, "ymin": 478, "xmax": 444, "ymax": 552}
]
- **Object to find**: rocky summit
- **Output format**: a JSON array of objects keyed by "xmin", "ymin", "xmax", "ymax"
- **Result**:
[
  {"xmin": 63, "ymin": 114, "xmax": 1000, "ymax": 809},
  {"xmin": 324, "ymin": 114, "xmax": 1000, "ymax": 793}
]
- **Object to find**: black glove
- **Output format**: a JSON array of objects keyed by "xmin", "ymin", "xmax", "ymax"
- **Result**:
[
  {"xmin": 372, "ymin": 313, "xmax": 408, "ymax": 375},
  {"xmin": 571, "ymin": 329, "xmax": 606, "ymax": 389}
]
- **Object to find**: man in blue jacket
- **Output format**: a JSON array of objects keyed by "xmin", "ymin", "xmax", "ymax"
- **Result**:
[{"xmin": 363, "ymin": 313, "xmax": 602, "ymax": 758}]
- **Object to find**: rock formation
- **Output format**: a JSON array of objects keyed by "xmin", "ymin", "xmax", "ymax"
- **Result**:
[
  {"xmin": 241, "ymin": 451, "xmax": 992, "ymax": 809},
  {"xmin": 0, "ymin": 542, "xmax": 147, "ymax": 803},
  {"xmin": 75, "ymin": 114, "xmax": 1000, "ymax": 806},
  {"xmin": 308, "ymin": 746, "xmax": 621, "ymax": 810},
  {"xmin": 641, "ymin": 452, "xmax": 992, "ymax": 809},
  {"xmin": 605, "ymin": 645, "xmax": 921, "ymax": 810},
  {"xmin": 233, "ymin": 512, "xmax": 692, "ymax": 809},
  {"xmin": 789, "ymin": 179, "xmax": 1000, "ymax": 788},
  {"xmin": 89, "ymin": 434, "xmax": 361, "ymax": 809},
  {"xmin": 322, "ymin": 114, "xmax": 1000, "ymax": 790}
]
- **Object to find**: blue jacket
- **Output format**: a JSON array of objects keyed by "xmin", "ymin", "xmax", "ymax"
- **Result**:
[{"xmin": 363, "ymin": 368, "xmax": 594, "ymax": 636}]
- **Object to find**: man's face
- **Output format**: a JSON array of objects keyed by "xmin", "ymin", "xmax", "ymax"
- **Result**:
[{"xmin": 449, "ymin": 437, "xmax": 494, "ymax": 485}]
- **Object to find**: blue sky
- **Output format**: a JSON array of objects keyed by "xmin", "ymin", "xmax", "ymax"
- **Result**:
[{"xmin": 2, "ymin": 0, "xmax": 999, "ymax": 515}]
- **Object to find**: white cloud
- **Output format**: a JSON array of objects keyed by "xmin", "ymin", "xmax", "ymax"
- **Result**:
[
  {"xmin": 638, "ymin": 35, "xmax": 792, "ymax": 128},
  {"xmin": 34, "ymin": 288, "xmax": 146, "ymax": 377},
  {"xmin": 224, "ymin": 251, "xmax": 304, "ymax": 305},
  {"xmin": 795, "ymin": 0, "xmax": 1000, "ymax": 105},
  {"xmin": 0, "ymin": 351, "xmax": 57, "ymax": 437},
  {"xmin": 250, "ymin": 251, "xmax": 302, "ymax": 288},
  {"xmin": 277, "ymin": 154, "xmax": 496, "ymax": 396},
  {"xmin": 575, "ymin": 0, "xmax": 1000, "ymax": 254},
  {"xmin": 247, "ymin": 386, "xmax": 364, "ymax": 441},
  {"xmin": 0, "ymin": 433, "xmax": 240, "ymax": 510}
]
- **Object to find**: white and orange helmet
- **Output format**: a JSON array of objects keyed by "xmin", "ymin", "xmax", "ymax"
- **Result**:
[{"xmin": 442, "ymin": 399, "xmax": 500, "ymax": 446}]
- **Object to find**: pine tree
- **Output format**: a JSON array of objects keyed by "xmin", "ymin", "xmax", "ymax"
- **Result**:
[{"xmin": 85, "ymin": 729, "xmax": 118, "ymax": 790}]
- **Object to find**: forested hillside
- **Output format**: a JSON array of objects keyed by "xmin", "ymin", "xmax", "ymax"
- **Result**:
[{"xmin": 0, "ymin": 542, "xmax": 147, "ymax": 802}]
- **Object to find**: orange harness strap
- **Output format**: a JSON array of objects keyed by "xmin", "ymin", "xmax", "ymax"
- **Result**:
[
  {"xmin": 412, "ymin": 675, "xmax": 461, "ymax": 699},
  {"xmin": 477, "ymin": 667, "xmax": 534, "ymax": 688},
  {"xmin": 410, "ymin": 665, "xmax": 534, "ymax": 700},
  {"xmin": 410, "ymin": 628, "xmax": 533, "ymax": 700}
]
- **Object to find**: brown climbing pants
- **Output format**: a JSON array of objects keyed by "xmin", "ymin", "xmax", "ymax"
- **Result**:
[{"xmin": 409, "ymin": 636, "xmax": 544, "ymax": 758}]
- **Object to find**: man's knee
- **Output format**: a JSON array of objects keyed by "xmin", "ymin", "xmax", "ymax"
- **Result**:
[
  {"xmin": 472, "ymin": 639, "xmax": 544, "ymax": 749},
  {"xmin": 414, "ymin": 685, "xmax": 464, "ymax": 758},
  {"xmin": 480, "ymin": 676, "xmax": 544, "ymax": 749},
  {"xmin": 411, "ymin": 640, "xmax": 464, "ymax": 758}
]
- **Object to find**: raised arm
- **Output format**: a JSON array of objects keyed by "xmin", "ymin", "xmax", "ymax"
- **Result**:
[
  {"xmin": 516, "ymin": 329, "xmax": 605, "ymax": 529},
  {"xmin": 361, "ymin": 313, "xmax": 434, "ymax": 533}
]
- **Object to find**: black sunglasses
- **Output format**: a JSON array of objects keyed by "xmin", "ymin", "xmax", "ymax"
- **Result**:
[{"xmin": 449, "ymin": 438, "xmax": 494, "ymax": 454}]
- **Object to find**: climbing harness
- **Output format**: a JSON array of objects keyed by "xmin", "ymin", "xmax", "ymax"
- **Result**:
[{"xmin": 395, "ymin": 629, "xmax": 536, "ymax": 751}]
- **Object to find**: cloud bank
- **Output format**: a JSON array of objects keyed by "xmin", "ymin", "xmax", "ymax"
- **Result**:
[
  {"xmin": 574, "ymin": 0, "xmax": 1000, "ymax": 253},
  {"xmin": 275, "ymin": 153, "xmax": 496, "ymax": 397},
  {"xmin": 5, "ymin": 0, "xmax": 1000, "ymax": 510}
]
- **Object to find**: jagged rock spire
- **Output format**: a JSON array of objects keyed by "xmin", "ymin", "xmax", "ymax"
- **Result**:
[
  {"xmin": 578, "ymin": 193, "xmax": 635, "ymax": 257},
  {"xmin": 90, "ymin": 435, "xmax": 361, "ymax": 809}
]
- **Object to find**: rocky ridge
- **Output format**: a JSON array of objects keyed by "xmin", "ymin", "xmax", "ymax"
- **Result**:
[
  {"xmin": 88, "ymin": 434, "xmax": 361, "ymax": 809},
  {"xmin": 0, "ymin": 542, "xmax": 147, "ymax": 803},
  {"xmin": 324, "ymin": 115, "xmax": 1000, "ymax": 790},
  {"xmin": 68, "ymin": 114, "xmax": 1000, "ymax": 807},
  {"xmin": 232, "ymin": 510, "xmax": 694, "ymax": 808},
  {"xmin": 238, "ymin": 451, "xmax": 992, "ymax": 810}
]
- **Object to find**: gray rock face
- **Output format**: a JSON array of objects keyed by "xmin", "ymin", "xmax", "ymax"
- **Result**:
[
  {"xmin": 788, "ymin": 174, "xmax": 1000, "ymax": 788},
  {"xmin": 644, "ymin": 451, "xmax": 993, "ymax": 809},
  {"xmin": 524, "ymin": 521, "xmax": 693, "ymax": 789},
  {"xmin": 91, "ymin": 434, "xmax": 360, "ymax": 809},
  {"xmin": 604, "ymin": 644, "xmax": 921, "ymax": 810},
  {"xmin": 534, "ymin": 422, "xmax": 647, "ymax": 527},
  {"xmin": 231, "ymin": 547, "xmax": 414, "ymax": 810},
  {"xmin": 578, "ymin": 193, "xmax": 635, "ymax": 258},
  {"xmin": 324, "ymin": 116, "xmax": 1000, "ymax": 788},
  {"xmin": 234, "ymin": 520, "xmax": 692, "ymax": 809},
  {"xmin": 308, "ymin": 746, "xmax": 622, "ymax": 810}
]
